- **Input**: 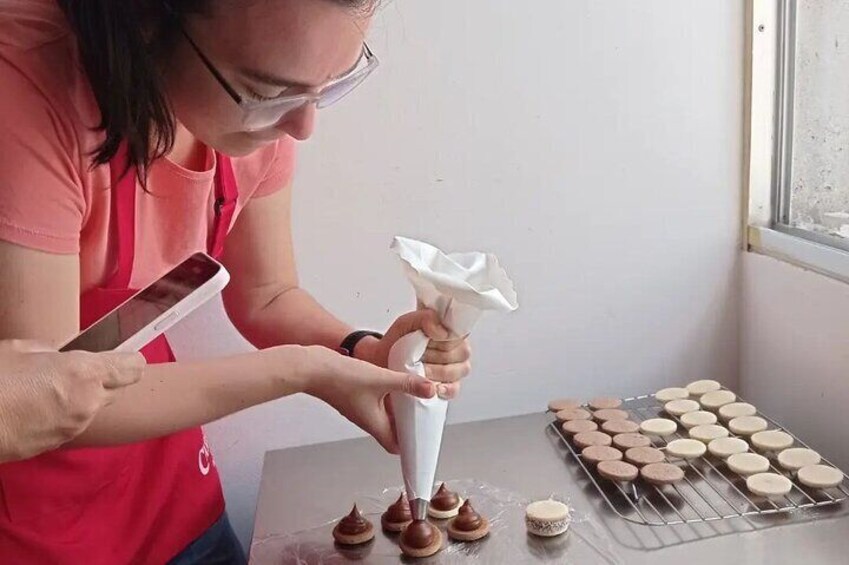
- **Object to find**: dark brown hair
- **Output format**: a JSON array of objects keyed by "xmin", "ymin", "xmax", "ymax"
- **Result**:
[{"xmin": 57, "ymin": 0, "xmax": 372, "ymax": 180}]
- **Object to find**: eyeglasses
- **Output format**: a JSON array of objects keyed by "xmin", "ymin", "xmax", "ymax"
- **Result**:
[{"xmin": 177, "ymin": 26, "xmax": 379, "ymax": 131}]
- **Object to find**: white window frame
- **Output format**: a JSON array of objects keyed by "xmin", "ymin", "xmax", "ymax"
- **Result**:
[{"xmin": 747, "ymin": 0, "xmax": 849, "ymax": 283}]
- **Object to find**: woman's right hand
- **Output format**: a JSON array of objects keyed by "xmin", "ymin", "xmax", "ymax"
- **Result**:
[
  {"xmin": 0, "ymin": 340, "xmax": 145, "ymax": 462},
  {"xmin": 297, "ymin": 346, "xmax": 436, "ymax": 454}
]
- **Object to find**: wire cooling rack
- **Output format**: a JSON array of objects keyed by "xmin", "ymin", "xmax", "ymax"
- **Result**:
[{"xmin": 550, "ymin": 392, "xmax": 849, "ymax": 526}]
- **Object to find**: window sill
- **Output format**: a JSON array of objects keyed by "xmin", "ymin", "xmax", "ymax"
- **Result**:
[{"xmin": 747, "ymin": 225, "xmax": 849, "ymax": 284}]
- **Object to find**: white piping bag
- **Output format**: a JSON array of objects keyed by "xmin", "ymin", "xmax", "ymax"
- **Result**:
[{"xmin": 388, "ymin": 236, "xmax": 518, "ymax": 519}]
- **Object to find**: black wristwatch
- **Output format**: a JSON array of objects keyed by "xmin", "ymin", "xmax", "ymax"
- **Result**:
[{"xmin": 338, "ymin": 330, "xmax": 384, "ymax": 357}]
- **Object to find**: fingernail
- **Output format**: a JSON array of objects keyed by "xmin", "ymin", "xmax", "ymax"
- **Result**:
[{"xmin": 437, "ymin": 384, "xmax": 449, "ymax": 399}]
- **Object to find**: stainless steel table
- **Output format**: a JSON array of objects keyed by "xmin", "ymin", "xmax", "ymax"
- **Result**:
[{"xmin": 251, "ymin": 413, "xmax": 849, "ymax": 564}]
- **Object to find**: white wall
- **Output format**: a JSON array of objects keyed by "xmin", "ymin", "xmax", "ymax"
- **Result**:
[
  {"xmin": 741, "ymin": 253, "xmax": 849, "ymax": 471},
  {"xmin": 168, "ymin": 0, "xmax": 744, "ymax": 548}
]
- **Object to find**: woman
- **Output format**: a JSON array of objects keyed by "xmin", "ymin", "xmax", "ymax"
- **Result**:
[{"xmin": 0, "ymin": 1, "xmax": 472, "ymax": 563}]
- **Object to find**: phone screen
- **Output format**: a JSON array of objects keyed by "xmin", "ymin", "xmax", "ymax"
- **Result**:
[{"xmin": 60, "ymin": 254, "xmax": 222, "ymax": 352}]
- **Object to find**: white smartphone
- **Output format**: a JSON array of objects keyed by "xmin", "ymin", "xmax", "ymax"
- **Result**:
[{"xmin": 60, "ymin": 252, "xmax": 230, "ymax": 353}]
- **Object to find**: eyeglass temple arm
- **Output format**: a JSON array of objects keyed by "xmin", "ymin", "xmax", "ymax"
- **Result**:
[{"xmin": 175, "ymin": 25, "xmax": 245, "ymax": 105}]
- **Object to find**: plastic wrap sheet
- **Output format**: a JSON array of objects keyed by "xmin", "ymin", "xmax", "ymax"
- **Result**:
[{"xmin": 250, "ymin": 479, "xmax": 622, "ymax": 564}]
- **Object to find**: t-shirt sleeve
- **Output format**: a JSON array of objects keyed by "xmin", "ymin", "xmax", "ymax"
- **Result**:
[
  {"xmin": 0, "ymin": 56, "xmax": 85, "ymax": 254},
  {"xmin": 252, "ymin": 136, "xmax": 297, "ymax": 198}
]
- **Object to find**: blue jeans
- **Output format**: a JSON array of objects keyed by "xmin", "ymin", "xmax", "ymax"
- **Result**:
[{"xmin": 167, "ymin": 512, "xmax": 247, "ymax": 565}]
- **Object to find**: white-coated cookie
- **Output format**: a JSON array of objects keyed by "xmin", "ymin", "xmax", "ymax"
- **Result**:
[
  {"xmin": 689, "ymin": 424, "xmax": 729, "ymax": 443},
  {"xmin": 664, "ymin": 399, "xmax": 700, "ymax": 416},
  {"xmin": 728, "ymin": 416, "xmax": 768, "ymax": 436},
  {"xmin": 746, "ymin": 472, "xmax": 792, "ymax": 500},
  {"xmin": 751, "ymin": 430, "xmax": 793, "ymax": 452},
  {"xmin": 655, "ymin": 387, "xmax": 689, "ymax": 403},
  {"xmin": 708, "ymin": 437, "xmax": 749, "ymax": 459},
  {"xmin": 718, "ymin": 402, "xmax": 757, "ymax": 422},
  {"xmin": 686, "ymin": 379, "xmax": 721, "ymax": 397},
  {"xmin": 778, "ymin": 448, "xmax": 821, "ymax": 472},
  {"xmin": 639, "ymin": 418, "xmax": 678, "ymax": 437},
  {"xmin": 699, "ymin": 390, "xmax": 736, "ymax": 410},
  {"xmin": 666, "ymin": 439, "xmax": 707, "ymax": 460},
  {"xmin": 525, "ymin": 500, "xmax": 570, "ymax": 537},
  {"xmin": 797, "ymin": 465, "xmax": 845, "ymax": 489},
  {"xmin": 680, "ymin": 410, "xmax": 717, "ymax": 429},
  {"xmin": 728, "ymin": 453, "xmax": 770, "ymax": 476}
]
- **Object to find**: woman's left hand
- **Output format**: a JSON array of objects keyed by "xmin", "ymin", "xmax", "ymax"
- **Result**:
[{"xmin": 357, "ymin": 309, "xmax": 472, "ymax": 400}]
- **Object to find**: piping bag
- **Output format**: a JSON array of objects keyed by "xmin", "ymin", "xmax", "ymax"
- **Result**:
[{"xmin": 388, "ymin": 236, "xmax": 518, "ymax": 520}]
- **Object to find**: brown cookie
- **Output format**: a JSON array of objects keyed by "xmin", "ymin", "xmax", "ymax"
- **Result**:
[
  {"xmin": 447, "ymin": 500, "xmax": 490, "ymax": 542},
  {"xmin": 601, "ymin": 419, "xmax": 640, "ymax": 435},
  {"xmin": 548, "ymin": 398, "xmax": 581, "ymax": 412},
  {"xmin": 428, "ymin": 483, "xmax": 463, "ymax": 519},
  {"xmin": 561, "ymin": 419, "xmax": 599, "ymax": 436},
  {"xmin": 400, "ymin": 520, "xmax": 443, "ymax": 558},
  {"xmin": 555, "ymin": 408, "xmax": 593, "ymax": 422},
  {"xmin": 597, "ymin": 460, "xmax": 639, "ymax": 483},
  {"xmin": 381, "ymin": 493, "xmax": 412, "ymax": 533},
  {"xmin": 581, "ymin": 445, "xmax": 623, "ymax": 465},
  {"xmin": 641, "ymin": 463, "xmax": 685, "ymax": 486},
  {"xmin": 612, "ymin": 432, "xmax": 651, "ymax": 450},
  {"xmin": 332, "ymin": 505, "xmax": 376, "ymax": 546},
  {"xmin": 588, "ymin": 397, "xmax": 623, "ymax": 410},
  {"xmin": 593, "ymin": 408, "xmax": 630, "ymax": 422},
  {"xmin": 625, "ymin": 446, "xmax": 666, "ymax": 467},
  {"xmin": 573, "ymin": 431, "xmax": 613, "ymax": 449}
]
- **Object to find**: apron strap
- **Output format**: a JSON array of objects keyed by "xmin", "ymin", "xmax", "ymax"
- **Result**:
[
  {"xmin": 106, "ymin": 144, "xmax": 240, "ymax": 289},
  {"xmin": 209, "ymin": 154, "xmax": 238, "ymax": 260},
  {"xmin": 106, "ymin": 142, "xmax": 137, "ymax": 290}
]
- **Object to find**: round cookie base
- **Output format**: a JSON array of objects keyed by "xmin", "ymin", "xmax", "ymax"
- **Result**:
[
  {"xmin": 666, "ymin": 439, "xmax": 707, "ymax": 460},
  {"xmin": 598, "ymin": 460, "xmax": 639, "ymax": 483},
  {"xmin": 582, "ymin": 445, "xmax": 624, "ymax": 465},
  {"xmin": 708, "ymin": 437, "xmax": 749, "ymax": 459},
  {"xmin": 574, "ymin": 431, "xmax": 613, "ymax": 449},
  {"xmin": 332, "ymin": 525, "xmax": 376, "ymax": 546},
  {"xmin": 588, "ymin": 397, "xmax": 622, "ymax": 410},
  {"xmin": 641, "ymin": 463, "xmax": 685, "ymax": 486},
  {"xmin": 686, "ymin": 379, "xmax": 721, "ymax": 397},
  {"xmin": 625, "ymin": 446, "xmax": 666, "ymax": 467},
  {"xmin": 727, "ymin": 453, "xmax": 770, "ymax": 476},
  {"xmin": 655, "ymin": 387, "xmax": 690, "ymax": 402},
  {"xmin": 797, "ymin": 465, "xmax": 845, "ymax": 489},
  {"xmin": 427, "ymin": 498, "xmax": 465, "ymax": 520},
  {"xmin": 612, "ymin": 433, "xmax": 651, "ymax": 450},
  {"xmin": 746, "ymin": 472, "xmax": 792, "ymax": 500},
  {"xmin": 448, "ymin": 517, "xmax": 491, "ymax": 542},
  {"xmin": 548, "ymin": 398, "xmax": 581, "ymax": 412},
  {"xmin": 555, "ymin": 408, "xmax": 592, "ymax": 422},
  {"xmin": 639, "ymin": 418, "xmax": 678, "ymax": 437},
  {"xmin": 400, "ymin": 526, "xmax": 443, "ymax": 558},
  {"xmin": 778, "ymin": 448, "xmax": 822, "ymax": 472},
  {"xmin": 561, "ymin": 419, "xmax": 599, "ymax": 435},
  {"xmin": 381, "ymin": 515, "xmax": 412, "ymax": 533},
  {"xmin": 751, "ymin": 430, "xmax": 793, "ymax": 450},
  {"xmin": 601, "ymin": 419, "xmax": 640, "ymax": 435}
]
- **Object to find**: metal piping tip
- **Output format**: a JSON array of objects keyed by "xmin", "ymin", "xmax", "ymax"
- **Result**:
[{"xmin": 409, "ymin": 497, "xmax": 429, "ymax": 521}]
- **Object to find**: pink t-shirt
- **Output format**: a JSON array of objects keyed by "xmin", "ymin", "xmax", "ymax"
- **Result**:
[{"xmin": 0, "ymin": 1, "xmax": 295, "ymax": 290}]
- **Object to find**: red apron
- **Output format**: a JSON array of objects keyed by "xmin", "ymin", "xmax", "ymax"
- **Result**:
[{"xmin": 0, "ymin": 143, "xmax": 240, "ymax": 564}]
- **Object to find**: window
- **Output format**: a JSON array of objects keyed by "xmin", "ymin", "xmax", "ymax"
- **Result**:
[{"xmin": 748, "ymin": 0, "xmax": 849, "ymax": 281}]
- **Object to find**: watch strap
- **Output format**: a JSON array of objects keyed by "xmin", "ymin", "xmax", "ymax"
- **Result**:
[{"xmin": 338, "ymin": 330, "xmax": 384, "ymax": 357}]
